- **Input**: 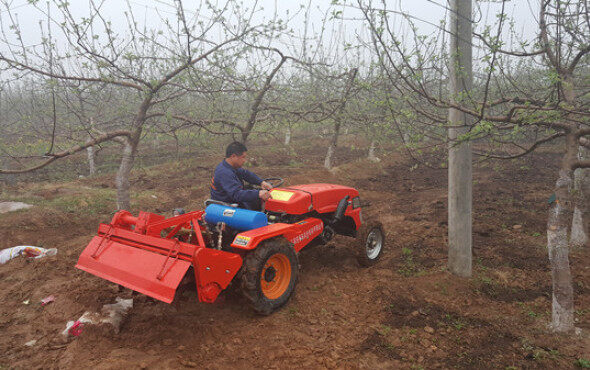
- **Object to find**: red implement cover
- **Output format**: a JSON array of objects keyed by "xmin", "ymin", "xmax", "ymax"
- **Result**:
[{"xmin": 76, "ymin": 235, "xmax": 191, "ymax": 303}]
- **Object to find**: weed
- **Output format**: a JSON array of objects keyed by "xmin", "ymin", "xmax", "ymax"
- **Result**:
[
  {"xmin": 382, "ymin": 343, "xmax": 396, "ymax": 351},
  {"xmin": 443, "ymin": 313, "xmax": 466, "ymax": 330},
  {"xmin": 532, "ymin": 350, "xmax": 544, "ymax": 361},
  {"xmin": 377, "ymin": 325, "xmax": 392, "ymax": 336},
  {"xmin": 531, "ymin": 232, "xmax": 542, "ymax": 237},
  {"xmin": 434, "ymin": 282, "xmax": 448, "ymax": 296},
  {"xmin": 409, "ymin": 328, "xmax": 417, "ymax": 335},
  {"xmin": 398, "ymin": 247, "xmax": 424, "ymax": 277},
  {"xmin": 517, "ymin": 302, "xmax": 542, "ymax": 319},
  {"xmin": 521, "ymin": 341, "xmax": 534, "ymax": 352},
  {"xmin": 576, "ymin": 358, "xmax": 590, "ymax": 368},
  {"xmin": 479, "ymin": 276, "xmax": 494, "ymax": 285}
]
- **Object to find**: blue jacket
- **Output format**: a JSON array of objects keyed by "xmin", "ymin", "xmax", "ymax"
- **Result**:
[{"xmin": 210, "ymin": 160, "xmax": 263, "ymax": 206}]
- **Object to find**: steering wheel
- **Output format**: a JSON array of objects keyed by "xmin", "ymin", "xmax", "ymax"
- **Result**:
[
  {"xmin": 261, "ymin": 177, "xmax": 284, "ymax": 188},
  {"xmin": 245, "ymin": 177, "xmax": 284, "ymax": 190}
]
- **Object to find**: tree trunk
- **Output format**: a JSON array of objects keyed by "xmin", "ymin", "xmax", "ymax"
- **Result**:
[
  {"xmin": 87, "ymin": 145, "xmax": 96, "ymax": 176},
  {"xmin": 447, "ymin": 0, "xmax": 473, "ymax": 277},
  {"xmin": 324, "ymin": 142, "xmax": 335, "ymax": 170},
  {"xmin": 547, "ymin": 165, "xmax": 575, "ymax": 333},
  {"xmin": 324, "ymin": 68, "xmax": 357, "ymax": 171},
  {"xmin": 115, "ymin": 138, "xmax": 135, "ymax": 211},
  {"xmin": 285, "ymin": 127, "xmax": 291, "ymax": 146},
  {"xmin": 86, "ymin": 132, "xmax": 96, "ymax": 177},
  {"xmin": 0, "ymin": 157, "xmax": 16, "ymax": 185},
  {"xmin": 153, "ymin": 134, "xmax": 159, "ymax": 151},
  {"xmin": 402, "ymin": 132, "xmax": 410, "ymax": 144},
  {"xmin": 368, "ymin": 140, "xmax": 380, "ymax": 162},
  {"xmin": 570, "ymin": 145, "xmax": 589, "ymax": 247}
]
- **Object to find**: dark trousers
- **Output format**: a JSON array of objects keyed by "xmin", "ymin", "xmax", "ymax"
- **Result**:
[{"xmin": 240, "ymin": 198, "xmax": 262, "ymax": 211}]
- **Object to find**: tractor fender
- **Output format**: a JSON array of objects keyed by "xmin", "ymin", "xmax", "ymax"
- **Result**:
[{"xmin": 230, "ymin": 218, "xmax": 324, "ymax": 253}]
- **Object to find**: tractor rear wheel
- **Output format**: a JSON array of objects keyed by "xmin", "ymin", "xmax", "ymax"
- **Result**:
[
  {"xmin": 241, "ymin": 237, "xmax": 299, "ymax": 315},
  {"xmin": 356, "ymin": 219, "xmax": 385, "ymax": 267}
]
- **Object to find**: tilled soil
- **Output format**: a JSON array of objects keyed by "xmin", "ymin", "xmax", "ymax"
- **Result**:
[{"xmin": 0, "ymin": 145, "xmax": 588, "ymax": 369}]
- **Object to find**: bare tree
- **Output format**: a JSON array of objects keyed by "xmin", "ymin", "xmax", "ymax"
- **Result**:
[
  {"xmin": 0, "ymin": 0, "xmax": 263, "ymax": 209},
  {"xmin": 325, "ymin": 68, "xmax": 358, "ymax": 170},
  {"xmin": 358, "ymin": 0, "xmax": 589, "ymax": 332}
]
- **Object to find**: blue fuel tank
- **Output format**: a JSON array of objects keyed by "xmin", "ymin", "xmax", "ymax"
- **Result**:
[{"xmin": 204, "ymin": 204, "xmax": 268, "ymax": 231}]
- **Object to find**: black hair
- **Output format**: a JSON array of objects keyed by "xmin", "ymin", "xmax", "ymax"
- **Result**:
[{"xmin": 226, "ymin": 141, "xmax": 247, "ymax": 158}]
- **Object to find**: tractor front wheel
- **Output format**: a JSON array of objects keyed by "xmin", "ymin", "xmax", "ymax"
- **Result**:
[
  {"xmin": 241, "ymin": 238, "xmax": 299, "ymax": 315},
  {"xmin": 356, "ymin": 219, "xmax": 385, "ymax": 267}
]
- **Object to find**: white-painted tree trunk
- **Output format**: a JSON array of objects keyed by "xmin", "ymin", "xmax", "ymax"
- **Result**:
[
  {"xmin": 324, "ymin": 145, "xmax": 334, "ymax": 170},
  {"xmin": 570, "ymin": 145, "xmax": 588, "ymax": 247},
  {"xmin": 87, "ymin": 145, "xmax": 96, "ymax": 176},
  {"xmin": 284, "ymin": 127, "xmax": 291, "ymax": 145},
  {"xmin": 447, "ymin": 0, "xmax": 473, "ymax": 277},
  {"xmin": 368, "ymin": 140, "xmax": 380, "ymax": 162},
  {"xmin": 547, "ymin": 168, "xmax": 575, "ymax": 333},
  {"xmin": 153, "ymin": 134, "xmax": 159, "ymax": 151},
  {"xmin": 402, "ymin": 132, "xmax": 410, "ymax": 144},
  {"xmin": 115, "ymin": 140, "xmax": 134, "ymax": 210}
]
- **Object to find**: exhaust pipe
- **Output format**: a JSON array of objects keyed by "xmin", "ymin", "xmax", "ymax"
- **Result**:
[{"xmin": 332, "ymin": 195, "xmax": 350, "ymax": 225}]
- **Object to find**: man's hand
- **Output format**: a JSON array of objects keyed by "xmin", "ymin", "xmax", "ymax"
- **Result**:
[
  {"xmin": 260, "ymin": 181, "xmax": 273, "ymax": 190},
  {"xmin": 259, "ymin": 189, "xmax": 271, "ymax": 201}
]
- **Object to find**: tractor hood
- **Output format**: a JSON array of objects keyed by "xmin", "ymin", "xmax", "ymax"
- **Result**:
[{"xmin": 266, "ymin": 183, "xmax": 359, "ymax": 215}]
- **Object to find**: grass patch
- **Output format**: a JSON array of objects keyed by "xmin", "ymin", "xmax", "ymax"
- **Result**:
[{"xmin": 398, "ymin": 247, "xmax": 425, "ymax": 277}]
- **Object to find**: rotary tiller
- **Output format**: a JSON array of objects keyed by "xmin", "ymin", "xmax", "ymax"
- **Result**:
[{"xmin": 76, "ymin": 182, "xmax": 385, "ymax": 314}]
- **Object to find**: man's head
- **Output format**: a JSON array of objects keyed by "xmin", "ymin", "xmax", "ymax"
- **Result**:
[{"xmin": 225, "ymin": 141, "xmax": 248, "ymax": 168}]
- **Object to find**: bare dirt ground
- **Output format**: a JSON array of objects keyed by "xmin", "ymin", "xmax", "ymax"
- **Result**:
[{"xmin": 0, "ymin": 140, "xmax": 589, "ymax": 369}]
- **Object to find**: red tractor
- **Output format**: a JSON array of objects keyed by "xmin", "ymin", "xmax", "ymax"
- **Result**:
[{"xmin": 76, "ymin": 180, "xmax": 385, "ymax": 314}]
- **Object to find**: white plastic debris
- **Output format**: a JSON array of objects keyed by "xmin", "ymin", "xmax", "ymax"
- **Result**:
[
  {"xmin": 61, "ymin": 297, "xmax": 133, "ymax": 338},
  {"xmin": 24, "ymin": 340, "xmax": 37, "ymax": 347},
  {"xmin": 0, "ymin": 202, "xmax": 33, "ymax": 214},
  {"xmin": 0, "ymin": 246, "xmax": 57, "ymax": 264}
]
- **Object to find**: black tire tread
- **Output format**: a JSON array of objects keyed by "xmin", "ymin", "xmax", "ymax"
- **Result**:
[
  {"xmin": 240, "ymin": 237, "xmax": 298, "ymax": 315},
  {"xmin": 356, "ymin": 219, "xmax": 385, "ymax": 267}
]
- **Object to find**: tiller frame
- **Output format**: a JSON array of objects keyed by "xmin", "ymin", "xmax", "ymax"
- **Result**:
[{"xmin": 76, "ymin": 210, "xmax": 242, "ymax": 303}]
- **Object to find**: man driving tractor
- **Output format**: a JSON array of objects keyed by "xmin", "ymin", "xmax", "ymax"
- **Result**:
[{"xmin": 210, "ymin": 142, "xmax": 273, "ymax": 210}]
